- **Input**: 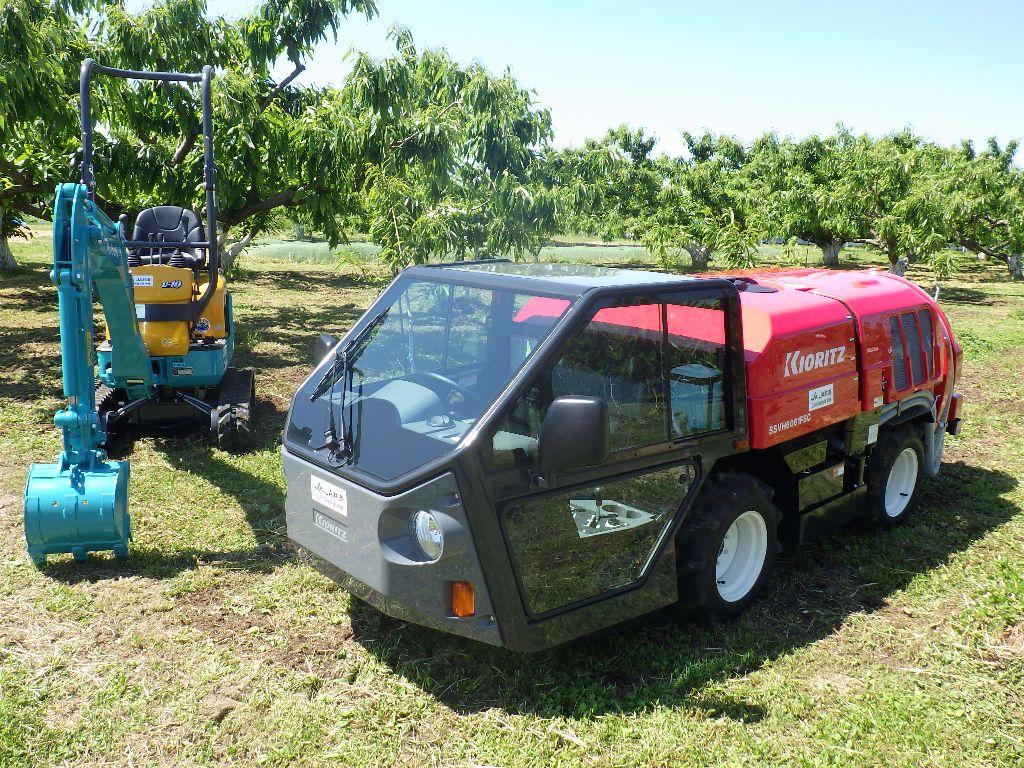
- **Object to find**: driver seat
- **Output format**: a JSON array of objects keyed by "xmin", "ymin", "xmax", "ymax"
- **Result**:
[{"xmin": 131, "ymin": 206, "xmax": 206, "ymax": 268}]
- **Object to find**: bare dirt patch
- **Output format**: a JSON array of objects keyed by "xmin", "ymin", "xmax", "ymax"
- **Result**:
[{"xmin": 177, "ymin": 587, "xmax": 358, "ymax": 674}]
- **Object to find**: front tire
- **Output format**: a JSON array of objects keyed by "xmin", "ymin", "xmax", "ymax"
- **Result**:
[
  {"xmin": 866, "ymin": 425, "xmax": 924, "ymax": 526},
  {"xmin": 676, "ymin": 473, "xmax": 780, "ymax": 622}
]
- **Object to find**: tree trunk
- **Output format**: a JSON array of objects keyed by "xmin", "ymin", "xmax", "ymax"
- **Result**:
[
  {"xmin": 293, "ymin": 221, "xmax": 304, "ymax": 241},
  {"xmin": 217, "ymin": 223, "xmax": 260, "ymax": 273},
  {"xmin": 221, "ymin": 233, "xmax": 256, "ymax": 272},
  {"xmin": 1010, "ymin": 254, "xmax": 1023, "ymax": 280},
  {"xmin": 0, "ymin": 231, "xmax": 16, "ymax": 270},
  {"xmin": 685, "ymin": 243, "xmax": 712, "ymax": 271},
  {"xmin": 880, "ymin": 238, "xmax": 901, "ymax": 273},
  {"xmin": 821, "ymin": 239, "xmax": 842, "ymax": 268}
]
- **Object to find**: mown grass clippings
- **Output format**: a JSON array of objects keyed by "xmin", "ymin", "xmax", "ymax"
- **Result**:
[{"xmin": 0, "ymin": 236, "xmax": 1022, "ymax": 767}]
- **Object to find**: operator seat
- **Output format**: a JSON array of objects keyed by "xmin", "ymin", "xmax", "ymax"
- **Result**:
[{"xmin": 130, "ymin": 205, "xmax": 206, "ymax": 268}]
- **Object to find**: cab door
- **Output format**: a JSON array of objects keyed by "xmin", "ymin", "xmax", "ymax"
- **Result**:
[{"xmin": 478, "ymin": 284, "xmax": 746, "ymax": 639}]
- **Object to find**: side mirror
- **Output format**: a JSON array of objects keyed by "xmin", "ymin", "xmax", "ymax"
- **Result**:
[
  {"xmin": 538, "ymin": 396, "xmax": 610, "ymax": 478},
  {"xmin": 313, "ymin": 333, "xmax": 339, "ymax": 362}
]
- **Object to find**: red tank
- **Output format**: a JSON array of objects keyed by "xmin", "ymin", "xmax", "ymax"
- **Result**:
[{"xmin": 718, "ymin": 269, "xmax": 963, "ymax": 448}]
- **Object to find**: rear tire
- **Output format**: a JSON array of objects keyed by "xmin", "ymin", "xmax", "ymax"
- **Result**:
[
  {"xmin": 866, "ymin": 425, "xmax": 924, "ymax": 526},
  {"xmin": 676, "ymin": 472, "xmax": 780, "ymax": 622}
]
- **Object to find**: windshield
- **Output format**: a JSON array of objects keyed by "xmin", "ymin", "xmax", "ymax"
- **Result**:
[{"xmin": 286, "ymin": 277, "xmax": 573, "ymax": 481}]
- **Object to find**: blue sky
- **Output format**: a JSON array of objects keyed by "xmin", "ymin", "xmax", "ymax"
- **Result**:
[{"xmin": 133, "ymin": 0, "xmax": 1024, "ymax": 156}]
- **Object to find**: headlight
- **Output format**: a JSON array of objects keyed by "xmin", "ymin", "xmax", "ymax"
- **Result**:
[{"xmin": 411, "ymin": 510, "xmax": 444, "ymax": 561}]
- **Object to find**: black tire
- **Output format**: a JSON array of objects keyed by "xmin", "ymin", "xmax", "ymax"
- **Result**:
[
  {"xmin": 675, "ymin": 472, "xmax": 780, "ymax": 623},
  {"xmin": 866, "ymin": 424, "xmax": 924, "ymax": 527}
]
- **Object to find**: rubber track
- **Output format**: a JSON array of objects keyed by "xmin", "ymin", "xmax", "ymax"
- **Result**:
[{"xmin": 215, "ymin": 367, "xmax": 255, "ymax": 451}]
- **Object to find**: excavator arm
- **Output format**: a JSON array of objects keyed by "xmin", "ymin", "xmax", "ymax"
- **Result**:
[
  {"xmin": 23, "ymin": 183, "xmax": 157, "ymax": 564},
  {"xmin": 23, "ymin": 59, "xmax": 239, "ymax": 566}
]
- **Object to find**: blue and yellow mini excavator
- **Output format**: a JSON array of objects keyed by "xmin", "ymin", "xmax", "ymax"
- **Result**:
[{"xmin": 23, "ymin": 60, "xmax": 255, "ymax": 565}]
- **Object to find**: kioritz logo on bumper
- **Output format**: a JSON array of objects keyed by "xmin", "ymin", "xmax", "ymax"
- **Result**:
[{"xmin": 314, "ymin": 511, "xmax": 348, "ymax": 543}]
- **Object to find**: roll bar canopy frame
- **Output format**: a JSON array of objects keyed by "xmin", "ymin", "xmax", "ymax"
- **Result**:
[{"xmin": 79, "ymin": 58, "xmax": 220, "ymax": 316}]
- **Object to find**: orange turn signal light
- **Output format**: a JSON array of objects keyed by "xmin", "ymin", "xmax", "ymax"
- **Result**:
[{"xmin": 451, "ymin": 580, "xmax": 475, "ymax": 617}]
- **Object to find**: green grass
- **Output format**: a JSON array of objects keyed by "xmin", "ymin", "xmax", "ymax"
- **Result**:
[
  {"xmin": 1, "ymin": 236, "xmax": 1022, "ymax": 767},
  {"xmin": 240, "ymin": 234, "xmax": 849, "ymax": 271}
]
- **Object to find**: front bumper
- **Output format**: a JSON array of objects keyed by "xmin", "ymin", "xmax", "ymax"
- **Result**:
[{"xmin": 282, "ymin": 448, "xmax": 504, "ymax": 646}]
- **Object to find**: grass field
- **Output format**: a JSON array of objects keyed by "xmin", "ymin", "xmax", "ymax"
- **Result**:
[
  {"xmin": 1, "ymin": 235, "xmax": 1022, "ymax": 767},
  {"xmin": 241, "ymin": 235, "xmax": 836, "ymax": 271}
]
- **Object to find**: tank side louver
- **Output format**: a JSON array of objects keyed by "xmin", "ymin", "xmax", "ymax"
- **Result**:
[
  {"xmin": 919, "ymin": 309, "xmax": 935, "ymax": 378},
  {"xmin": 890, "ymin": 316, "xmax": 908, "ymax": 390},
  {"xmin": 901, "ymin": 312, "xmax": 925, "ymax": 385}
]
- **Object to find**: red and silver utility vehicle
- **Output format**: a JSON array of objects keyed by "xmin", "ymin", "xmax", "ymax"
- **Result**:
[{"xmin": 282, "ymin": 263, "xmax": 963, "ymax": 651}]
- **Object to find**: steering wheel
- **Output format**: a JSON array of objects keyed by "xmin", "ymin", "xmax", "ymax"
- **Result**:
[{"xmin": 415, "ymin": 371, "xmax": 484, "ymax": 411}]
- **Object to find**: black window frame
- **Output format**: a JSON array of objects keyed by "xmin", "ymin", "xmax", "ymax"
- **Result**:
[{"xmin": 482, "ymin": 284, "xmax": 743, "ymax": 485}]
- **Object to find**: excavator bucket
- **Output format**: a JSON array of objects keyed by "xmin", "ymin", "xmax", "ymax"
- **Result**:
[{"xmin": 24, "ymin": 460, "xmax": 130, "ymax": 565}]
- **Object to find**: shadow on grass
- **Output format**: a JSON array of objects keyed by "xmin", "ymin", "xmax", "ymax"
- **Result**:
[
  {"xmin": 41, "ymin": 439, "xmax": 292, "ymax": 584},
  {"xmin": 30, "ymin": 266, "xmax": 376, "ymax": 582},
  {"xmin": 937, "ymin": 286, "xmax": 995, "ymax": 305},
  {"xmin": 350, "ymin": 461, "xmax": 1017, "ymax": 720}
]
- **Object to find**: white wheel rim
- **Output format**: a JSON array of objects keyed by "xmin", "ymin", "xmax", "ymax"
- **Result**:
[
  {"xmin": 716, "ymin": 510, "xmax": 768, "ymax": 603},
  {"xmin": 884, "ymin": 447, "xmax": 919, "ymax": 518}
]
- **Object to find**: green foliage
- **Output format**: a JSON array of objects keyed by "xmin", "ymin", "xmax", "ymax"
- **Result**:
[
  {"xmin": 913, "ymin": 139, "xmax": 1024, "ymax": 274},
  {"xmin": 641, "ymin": 132, "xmax": 756, "ymax": 271},
  {"xmin": 0, "ymin": 0, "xmax": 94, "ymax": 244},
  {"xmin": 5, "ymin": 2, "xmax": 1024, "ymax": 279},
  {"xmin": 346, "ymin": 28, "xmax": 557, "ymax": 272},
  {"xmin": 0, "ymin": 0, "xmax": 377, "ymax": 269},
  {"xmin": 90, "ymin": 0, "xmax": 376, "ymax": 264},
  {"xmin": 548, "ymin": 125, "xmax": 661, "ymax": 241},
  {"xmin": 555, "ymin": 124, "xmax": 1024, "ymax": 279}
]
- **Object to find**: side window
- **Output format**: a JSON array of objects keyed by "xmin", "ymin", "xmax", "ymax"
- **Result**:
[
  {"xmin": 666, "ymin": 303, "xmax": 727, "ymax": 437},
  {"xmin": 502, "ymin": 463, "xmax": 696, "ymax": 615},
  {"xmin": 484, "ymin": 294, "xmax": 729, "ymax": 471},
  {"xmin": 552, "ymin": 303, "xmax": 667, "ymax": 451}
]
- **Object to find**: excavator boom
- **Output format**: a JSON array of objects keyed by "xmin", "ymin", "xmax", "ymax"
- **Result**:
[{"xmin": 24, "ymin": 183, "xmax": 154, "ymax": 564}]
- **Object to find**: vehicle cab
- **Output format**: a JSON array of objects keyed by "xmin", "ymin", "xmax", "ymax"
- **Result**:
[{"xmin": 282, "ymin": 262, "xmax": 748, "ymax": 651}]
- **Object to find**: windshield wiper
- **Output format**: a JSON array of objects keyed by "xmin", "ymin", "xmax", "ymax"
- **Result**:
[
  {"xmin": 310, "ymin": 343, "xmax": 347, "ymax": 458},
  {"xmin": 309, "ymin": 310, "xmax": 387, "ymax": 401},
  {"xmin": 308, "ymin": 310, "xmax": 388, "ymax": 459}
]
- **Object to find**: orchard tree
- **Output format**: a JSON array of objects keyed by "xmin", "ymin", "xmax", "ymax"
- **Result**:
[
  {"xmin": 344, "ymin": 28, "xmax": 558, "ymax": 270},
  {"xmin": 0, "ymin": 0, "xmax": 93, "ymax": 268},
  {"xmin": 547, "ymin": 125, "xmax": 661, "ymax": 241},
  {"xmin": 919, "ymin": 139, "xmax": 1024, "ymax": 279},
  {"xmin": 827, "ymin": 129, "xmax": 947, "ymax": 274},
  {"xmin": 0, "ymin": 0, "xmax": 377, "ymax": 271},
  {"xmin": 747, "ymin": 132, "xmax": 857, "ymax": 267},
  {"xmin": 93, "ymin": 0, "xmax": 377, "ymax": 268},
  {"xmin": 644, "ymin": 131, "xmax": 755, "ymax": 271}
]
